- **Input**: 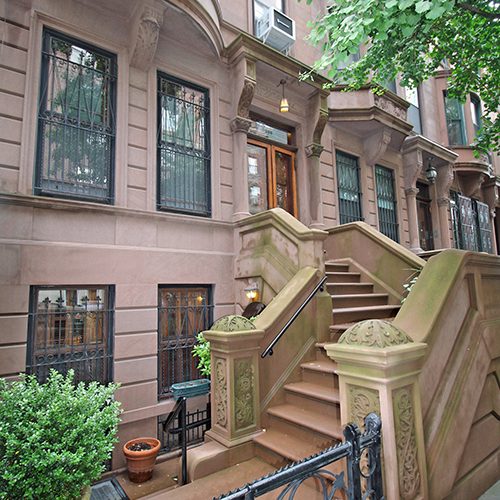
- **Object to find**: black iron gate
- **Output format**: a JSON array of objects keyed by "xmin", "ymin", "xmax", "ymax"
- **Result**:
[{"xmin": 215, "ymin": 413, "xmax": 383, "ymax": 500}]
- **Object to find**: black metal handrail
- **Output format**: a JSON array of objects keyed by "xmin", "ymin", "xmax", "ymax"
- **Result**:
[
  {"xmin": 162, "ymin": 397, "xmax": 188, "ymax": 485},
  {"xmin": 215, "ymin": 413, "xmax": 383, "ymax": 499},
  {"xmin": 261, "ymin": 275, "xmax": 327, "ymax": 358}
]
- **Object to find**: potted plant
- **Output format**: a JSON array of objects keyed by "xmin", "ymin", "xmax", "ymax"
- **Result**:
[
  {"xmin": 0, "ymin": 369, "xmax": 121, "ymax": 500},
  {"xmin": 123, "ymin": 437, "xmax": 161, "ymax": 483}
]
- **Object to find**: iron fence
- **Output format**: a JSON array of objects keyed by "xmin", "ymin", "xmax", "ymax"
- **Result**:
[{"xmin": 216, "ymin": 413, "xmax": 383, "ymax": 500}]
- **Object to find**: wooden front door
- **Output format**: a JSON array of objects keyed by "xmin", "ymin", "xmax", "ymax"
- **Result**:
[{"xmin": 247, "ymin": 139, "xmax": 297, "ymax": 216}]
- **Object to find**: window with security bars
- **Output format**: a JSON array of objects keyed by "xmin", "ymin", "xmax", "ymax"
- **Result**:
[
  {"xmin": 375, "ymin": 165, "xmax": 399, "ymax": 242},
  {"xmin": 158, "ymin": 286, "xmax": 213, "ymax": 398},
  {"xmin": 157, "ymin": 74, "xmax": 210, "ymax": 215},
  {"xmin": 27, "ymin": 286, "xmax": 113, "ymax": 384},
  {"xmin": 451, "ymin": 192, "xmax": 493, "ymax": 253},
  {"xmin": 336, "ymin": 151, "xmax": 362, "ymax": 224},
  {"xmin": 35, "ymin": 29, "xmax": 116, "ymax": 202}
]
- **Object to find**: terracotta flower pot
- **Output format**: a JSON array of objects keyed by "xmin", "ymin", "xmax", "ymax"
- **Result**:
[{"xmin": 123, "ymin": 437, "xmax": 161, "ymax": 483}]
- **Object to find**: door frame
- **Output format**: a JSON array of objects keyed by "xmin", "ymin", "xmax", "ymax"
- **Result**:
[{"xmin": 247, "ymin": 138, "xmax": 297, "ymax": 216}]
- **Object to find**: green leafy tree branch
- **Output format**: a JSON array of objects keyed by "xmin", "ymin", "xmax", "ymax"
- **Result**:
[{"xmin": 302, "ymin": 0, "xmax": 500, "ymax": 154}]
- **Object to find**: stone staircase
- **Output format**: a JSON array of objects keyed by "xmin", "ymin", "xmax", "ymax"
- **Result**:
[{"xmin": 253, "ymin": 259, "xmax": 401, "ymax": 467}]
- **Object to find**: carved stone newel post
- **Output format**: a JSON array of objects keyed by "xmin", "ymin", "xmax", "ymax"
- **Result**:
[
  {"xmin": 203, "ymin": 315, "xmax": 264, "ymax": 448},
  {"xmin": 326, "ymin": 320, "xmax": 428, "ymax": 500}
]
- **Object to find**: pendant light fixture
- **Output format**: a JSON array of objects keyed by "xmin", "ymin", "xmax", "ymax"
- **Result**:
[{"xmin": 279, "ymin": 79, "xmax": 289, "ymax": 113}]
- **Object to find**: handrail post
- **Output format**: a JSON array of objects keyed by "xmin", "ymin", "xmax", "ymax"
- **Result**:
[
  {"xmin": 344, "ymin": 422, "xmax": 362, "ymax": 500},
  {"xmin": 180, "ymin": 396, "xmax": 187, "ymax": 485},
  {"xmin": 365, "ymin": 413, "xmax": 383, "ymax": 499}
]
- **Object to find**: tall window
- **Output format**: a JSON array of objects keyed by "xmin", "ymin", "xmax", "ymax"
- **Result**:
[
  {"xmin": 158, "ymin": 286, "xmax": 213, "ymax": 398},
  {"xmin": 157, "ymin": 74, "xmax": 210, "ymax": 216},
  {"xmin": 27, "ymin": 286, "xmax": 113, "ymax": 384},
  {"xmin": 444, "ymin": 92, "xmax": 467, "ymax": 145},
  {"xmin": 336, "ymin": 151, "xmax": 362, "ymax": 224},
  {"xmin": 470, "ymin": 94, "xmax": 482, "ymax": 136},
  {"xmin": 35, "ymin": 29, "xmax": 116, "ymax": 202},
  {"xmin": 406, "ymin": 86, "xmax": 422, "ymax": 135},
  {"xmin": 375, "ymin": 165, "xmax": 399, "ymax": 242}
]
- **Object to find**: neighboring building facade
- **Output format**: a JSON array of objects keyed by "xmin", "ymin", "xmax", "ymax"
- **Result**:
[{"xmin": 0, "ymin": 0, "xmax": 498, "ymax": 468}]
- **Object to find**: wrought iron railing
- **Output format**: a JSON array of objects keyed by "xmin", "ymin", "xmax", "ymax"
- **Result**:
[
  {"xmin": 261, "ymin": 275, "xmax": 327, "ymax": 358},
  {"xmin": 216, "ymin": 413, "xmax": 383, "ymax": 500}
]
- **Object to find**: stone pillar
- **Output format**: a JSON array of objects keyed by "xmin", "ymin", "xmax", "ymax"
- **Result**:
[
  {"xmin": 326, "ymin": 320, "xmax": 428, "ymax": 500},
  {"xmin": 436, "ymin": 163, "xmax": 454, "ymax": 248},
  {"xmin": 203, "ymin": 315, "xmax": 264, "ymax": 448},
  {"xmin": 405, "ymin": 187, "xmax": 421, "ymax": 252},
  {"xmin": 305, "ymin": 143, "xmax": 325, "ymax": 229},
  {"xmin": 402, "ymin": 147, "xmax": 424, "ymax": 253},
  {"xmin": 230, "ymin": 116, "xmax": 252, "ymax": 220}
]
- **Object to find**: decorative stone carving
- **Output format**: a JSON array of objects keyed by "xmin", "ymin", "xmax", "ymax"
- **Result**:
[
  {"xmin": 210, "ymin": 314, "xmax": 256, "ymax": 332},
  {"xmin": 403, "ymin": 149, "xmax": 424, "ymax": 190},
  {"xmin": 338, "ymin": 320, "xmax": 414, "ymax": 347},
  {"xmin": 364, "ymin": 127, "xmax": 392, "ymax": 166},
  {"xmin": 305, "ymin": 143, "xmax": 324, "ymax": 158},
  {"xmin": 234, "ymin": 358, "xmax": 254, "ymax": 430},
  {"xmin": 237, "ymin": 78, "xmax": 256, "ymax": 119},
  {"xmin": 436, "ymin": 163, "xmax": 454, "ymax": 201},
  {"xmin": 374, "ymin": 94, "xmax": 407, "ymax": 120},
  {"xmin": 394, "ymin": 386, "xmax": 421, "ymax": 499},
  {"xmin": 312, "ymin": 104, "xmax": 328, "ymax": 145},
  {"xmin": 214, "ymin": 357, "xmax": 227, "ymax": 428},
  {"xmin": 130, "ymin": 0, "xmax": 166, "ymax": 71},
  {"xmin": 230, "ymin": 116, "xmax": 252, "ymax": 134},
  {"xmin": 349, "ymin": 386, "xmax": 380, "ymax": 429}
]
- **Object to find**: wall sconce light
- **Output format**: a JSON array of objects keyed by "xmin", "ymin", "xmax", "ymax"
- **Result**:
[
  {"xmin": 244, "ymin": 282, "xmax": 259, "ymax": 302},
  {"xmin": 425, "ymin": 157, "xmax": 438, "ymax": 184},
  {"xmin": 279, "ymin": 79, "xmax": 289, "ymax": 113}
]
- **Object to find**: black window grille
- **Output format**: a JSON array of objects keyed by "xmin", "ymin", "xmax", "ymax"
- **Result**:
[
  {"xmin": 35, "ymin": 29, "xmax": 116, "ymax": 202},
  {"xmin": 157, "ymin": 74, "xmax": 210, "ymax": 216},
  {"xmin": 158, "ymin": 286, "xmax": 213, "ymax": 399},
  {"xmin": 444, "ymin": 92, "xmax": 467, "ymax": 146},
  {"xmin": 27, "ymin": 286, "xmax": 113, "ymax": 384},
  {"xmin": 336, "ymin": 151, "xmax": 362, "ymax": 224},
  {"xmin": 450, "ymin": 192, "xmax": 493, "ymax": 253},
  {"xmin": 375, "ymin": 165, "xmax": 399, "ymax": 242}
]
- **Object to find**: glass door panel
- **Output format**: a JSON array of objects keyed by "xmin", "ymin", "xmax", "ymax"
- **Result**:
[
  {"xmin": 273, "ymin": 148, "xmax": 296, "ymax": 216},
  {"xmin": 247, "ymin": 142, "xmax": 270, "ymax": 215}
]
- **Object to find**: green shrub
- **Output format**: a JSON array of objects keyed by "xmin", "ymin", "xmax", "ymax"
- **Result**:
[
  {"xmin": 0, "ymin": 369, "xmax": 121, "ymax": 499},
  {"xmin": 192, "ymin": 332, "xmax": 211, "ymax": 376}
]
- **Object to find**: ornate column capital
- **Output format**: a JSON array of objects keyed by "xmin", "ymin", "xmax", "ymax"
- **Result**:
[
  {"xmin": 130, "ymin": 0, "xmax": 166, "ymax": 71},
  {"xmin": 437, "ymin": 197, "xmax": 450, "ymax": 207},
  {"xmin": 230, "ymin": 116, "xmax": 252, "ymax": 134},
  {"xmin": 305, "ymin": 143, "xmax": 324, "ymax": 158},
  {"xmin": 405, "ymin": 187, "xmax": 419, "ymax": 197}
]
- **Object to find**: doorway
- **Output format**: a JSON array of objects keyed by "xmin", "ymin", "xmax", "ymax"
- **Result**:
[
  {"xmin": 247, "ymin": 138, "xmax": 297, "ymax": 216},
  {"xmin": 416, "ymin": 182, "xmax": 434, "ymax": 251}
]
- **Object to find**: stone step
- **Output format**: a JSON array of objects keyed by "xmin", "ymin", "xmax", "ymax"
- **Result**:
[
  {"xmin": 326, "ymin": 271, "xmax": 361, "ymax": 283},
  {"xmin": 267, "ymin": 404, "xmax": 344, "ymax": 441},
  {"xmin": 326, "ymin": 282, "xmax": 374, "ymax": 294},
  {"xmin": 332, "ymin": 304, "xmax": 400, "ymax": 324},
  {"xmin": 284, "ymin": 381, "xmax": 340, "ymax": 418},
  {"xmin": 300, "ymin": 359, "xmax": 338, "ymax": 387},
  {"xmin": 325, "ymin": 262, "xmax": 350, "ymax": 273},
  {"xmin": 332, "ymin": 293, "xmax": 389, "ymax": 308}
]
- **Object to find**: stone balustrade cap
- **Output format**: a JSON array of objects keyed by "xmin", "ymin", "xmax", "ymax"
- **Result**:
[
  {"xmin": 210, "ymin": 315, "xmax": 256, "ymax": 332},
  {"xmin": 338, "ymin": 319, "xmax": 413, "ymax": 348}
]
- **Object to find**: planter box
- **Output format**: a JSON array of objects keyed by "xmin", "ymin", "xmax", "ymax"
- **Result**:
[{"xmin": 171, "ymin": 379, "xmax": 210, "ymax": 399}]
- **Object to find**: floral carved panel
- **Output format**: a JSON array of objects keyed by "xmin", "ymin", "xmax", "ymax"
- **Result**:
[
  {"xmin": 214, "ymin": 357, "xmax": 227, "ymax": 428},
  {"xmin": 234, "ymin": 357, "xmax": 254, "ymax": 431},
  {"xmin": 348, "ymin": 385, "xmax": 380, "ymax": 429},
  {"xmin": 394, "ymin": 386, "xmax": 421, "ymax": 499}
]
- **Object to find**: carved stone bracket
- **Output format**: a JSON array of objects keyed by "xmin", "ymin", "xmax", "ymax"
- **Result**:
[
  {"xmin": 230, "ymin": 116, "xmax": 252, "ymax": 134},
  {"xmin": 364, "ymin": 127, "xmax": 392, "ymax": 166},
  {"xmin": 130, "ymin": 0, "xmax": 166, "ymax": 71},
  {"xmin": 403, "ymin": 148, "xmax": 424, "ymax": 190},
  {"xmin": 305, "ymin": 143, "xmax": 324, "ymax": 158},
  {"xmin": 237, "ymin": 78, "xmax": 256, "ymax": 119},
  {"xmin": 436, "ymin": 163, "xmax": 454, "ymax": 200}
]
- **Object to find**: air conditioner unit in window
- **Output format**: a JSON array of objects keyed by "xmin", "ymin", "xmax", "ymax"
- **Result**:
[{"xmin": 255, "ymin": 7, "xmax": 295, "ymax": 52}]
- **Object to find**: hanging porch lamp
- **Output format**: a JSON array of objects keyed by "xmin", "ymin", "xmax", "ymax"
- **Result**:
[{"xmin": 279, "ymin": 79, "xmax": 289, "ymax": 113}]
